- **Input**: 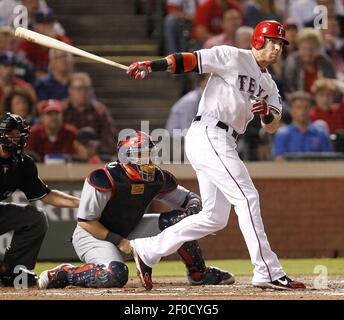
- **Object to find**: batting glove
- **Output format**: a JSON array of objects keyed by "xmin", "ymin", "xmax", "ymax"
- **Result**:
[
  {"xmin": 251, "ymin": 99, "xmax": 269, "ymax": 116},
  {"xmin": 127, "ymin": 61, "xmax": 152, "ymax": 79}
]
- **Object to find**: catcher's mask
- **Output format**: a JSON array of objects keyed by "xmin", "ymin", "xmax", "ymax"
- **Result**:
[
  {"xmin": 0, "ymin": 113, "xmax": 30, "ymax": 159},
  {"xmin": 117, "ymin": 131, "xmax": 158, "ymax": 182}
]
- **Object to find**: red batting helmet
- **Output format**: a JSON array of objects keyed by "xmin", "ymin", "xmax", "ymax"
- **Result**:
[{"xmin": 251, "ymin": 20, "xmax": 289, "ymax": 50}]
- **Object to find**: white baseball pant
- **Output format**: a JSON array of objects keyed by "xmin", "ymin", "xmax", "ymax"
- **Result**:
[{"xmin": 132, "ymin": 116, "xmax": 285, "ymax": 283}]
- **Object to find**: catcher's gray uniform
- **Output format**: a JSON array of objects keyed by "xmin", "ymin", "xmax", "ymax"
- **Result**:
[{"xmin": 72, "ymin": 176, "xmax": 190, "ymax": 266}]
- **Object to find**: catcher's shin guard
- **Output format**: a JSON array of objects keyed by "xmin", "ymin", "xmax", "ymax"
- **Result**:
[
  {"xmin": 178, "ymin": 241, "xmax": 207, "ymax": 284},
  {"xmin": 39, "ymin": 262, "xmax": 129, "ymax": 289},
  {"xmin": 179, "ymin": 246, "xmax": 236, "ymax": 285},
  {"xmin": 67, "ymin": 262, "xmax": 129, "ymax": 288}
]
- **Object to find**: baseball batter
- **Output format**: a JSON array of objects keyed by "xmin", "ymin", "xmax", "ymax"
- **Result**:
[
  {"xmin": 38, "ymin": 131, "xmax": 234, "ymax": 289},
  {"xmin": 126, "ymin": 21, "xmax": 306, "ymax": 290}
]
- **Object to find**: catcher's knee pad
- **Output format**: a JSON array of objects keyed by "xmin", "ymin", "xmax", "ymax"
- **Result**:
[
  {"xmin": 158, "ymin": 209, "xmax": 192, "ymax": 230},
  {"xmin": 69, "ymin": 262, "xmax": 128, "ymax": 288}
]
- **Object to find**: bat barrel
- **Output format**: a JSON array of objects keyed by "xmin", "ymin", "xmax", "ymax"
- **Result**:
[{"xmin": 14, "ymin": 27, "xmax": 128, "ymax": 71}]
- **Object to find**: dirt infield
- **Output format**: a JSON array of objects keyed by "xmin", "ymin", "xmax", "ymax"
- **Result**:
[{"xmin": 0, "ymin": 276, "xmax": 343, "ymax": 300}]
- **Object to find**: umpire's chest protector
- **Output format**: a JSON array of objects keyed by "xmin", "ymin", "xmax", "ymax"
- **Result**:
[{"xmin": 99, "ymin": 163, "xmax": 165, "ymax": 237}]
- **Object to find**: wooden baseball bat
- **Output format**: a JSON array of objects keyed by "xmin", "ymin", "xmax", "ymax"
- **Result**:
[{"xmin": 14, "ymin": 27, "xmax": 129, "ymax": 71}]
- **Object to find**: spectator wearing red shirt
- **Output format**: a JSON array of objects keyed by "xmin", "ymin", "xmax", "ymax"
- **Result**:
[
  {"xmin": 283, "ymin": 28, "xmax": 336, "ymax": 95},
  {"xmin": 193, "ymin": 0, "xmax": 242, "ymax": 41},
  {"xmin": 25, "ymin": 99, "xmax": 77, "ymax": 162},
  {"xmin": 202, "ymin": 6, "xmax": 242, "ymax": 49},
  {"xmin": 310, "ymin": 78, "xmax": 344, "ymax": 134},
  {"xmin": 17, "ymin": 8, "xmax": 72, "ymax": 79},
  {"xmin": 0, "ymin": 51, "xmax": 36, "ymax": 113}
]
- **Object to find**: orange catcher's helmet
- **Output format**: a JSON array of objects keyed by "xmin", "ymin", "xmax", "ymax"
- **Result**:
[{"xmin": 251, "ymin": 20, "xmax": 289, "ymax": 50}]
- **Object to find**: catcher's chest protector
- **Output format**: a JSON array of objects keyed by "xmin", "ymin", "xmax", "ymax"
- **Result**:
[{"xmin": 99, "ymin": 163, "xmax": 165, "ymax": 237}]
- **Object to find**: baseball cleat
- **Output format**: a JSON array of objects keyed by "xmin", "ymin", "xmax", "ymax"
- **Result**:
[
  {"xmin": 211, "ymin": 268, "xmax": 235, "ymax": 285},
  {"xmin": 38, "ymin": 264, "xmax": 74, "ymax": 289},
  {"xmin": 188, "ymin": 266, "xmax": 235, "ymax": 285},
  {"xmin": 130, "ymin": 240, "xmax": 153, "ymax": 290},
  {"xmin": 253, "ymin": 275, "xmax": 306, "ymax": 290}
]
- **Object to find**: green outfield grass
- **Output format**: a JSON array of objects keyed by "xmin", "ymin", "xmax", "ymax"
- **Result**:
[{"xmin": 34, "ymin": 258, "xmax": 344, "ymax": 277}]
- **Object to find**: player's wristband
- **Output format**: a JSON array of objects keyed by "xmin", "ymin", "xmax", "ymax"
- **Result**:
[
  {"xmin": 261, "ymin": 112, "xmax": 274, "ymax": 124},
  {"xmin": 105, "ymin": 231, "xmax": 123, "ymax": 246},
  {"xmin": 151, "ymin": 59, "xmax": 168, "ymax": 72}
]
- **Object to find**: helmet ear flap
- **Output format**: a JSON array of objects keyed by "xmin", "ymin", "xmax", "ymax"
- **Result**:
[{"xmin": 253, "ymin": 35, "xmax": 265, "ymax": 50}]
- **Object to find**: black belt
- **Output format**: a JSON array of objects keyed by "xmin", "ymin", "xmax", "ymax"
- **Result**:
[{"xmin": 193, "ymin": 116, "xmax": 239, "ymax": 140}]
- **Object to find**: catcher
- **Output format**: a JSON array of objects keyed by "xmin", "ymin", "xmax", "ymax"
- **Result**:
[{"xmin": 38, "ymin": 131, "xmax": 234, "ymax": 289}]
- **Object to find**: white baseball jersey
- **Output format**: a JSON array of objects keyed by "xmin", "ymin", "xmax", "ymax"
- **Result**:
[{"xmin": 195, "ymin": 45, "xmax": 282, "ymax": 133}]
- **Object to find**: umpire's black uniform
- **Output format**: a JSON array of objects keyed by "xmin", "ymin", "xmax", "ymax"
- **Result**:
[
  {"xmin": 0, "ymin": 113, "xmax": 50, "ymax": 286},
  {"xmin": 0, "ymin": 155, "xmax": 50, "ymax": 271}
]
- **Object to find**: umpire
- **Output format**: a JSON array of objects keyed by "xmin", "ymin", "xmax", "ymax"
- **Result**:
[{"xmin": 0, "ymin": 113, "xmax": 80, "ymax": 287}]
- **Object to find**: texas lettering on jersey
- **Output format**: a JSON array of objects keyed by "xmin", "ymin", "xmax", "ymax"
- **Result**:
[{"xmin": 237, "ymin": 75, "xmax": 269, "ymax": 99}]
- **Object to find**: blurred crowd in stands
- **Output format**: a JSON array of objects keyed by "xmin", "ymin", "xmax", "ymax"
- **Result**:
[
  {"xmin": 0, "ymin": 0, "xmax": 344, "ymax": 163},
  {"xmin": 0, "ymin": 0, "xmax": 117, "ymax": 164}
]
